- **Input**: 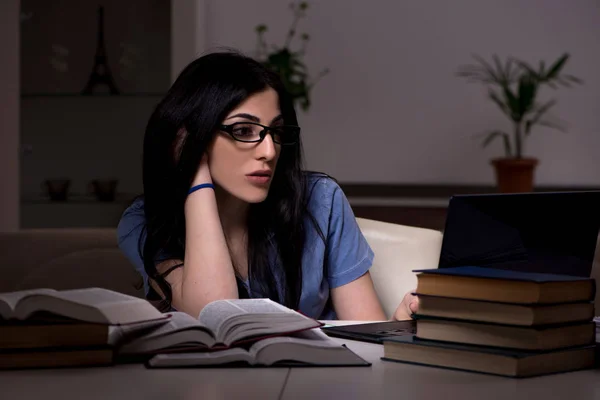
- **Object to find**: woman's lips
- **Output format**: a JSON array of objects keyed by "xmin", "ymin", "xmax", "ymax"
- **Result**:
[{"xmin": 246, "ymin": 174, "xmax": 271, "ymax": 185}]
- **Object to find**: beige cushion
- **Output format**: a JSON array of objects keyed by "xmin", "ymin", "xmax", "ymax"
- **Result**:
[
  {"xmin": 591, "ymin": 234, "xmax": 600, "ymax": 307},
  {"xmin": 356, "ymin": 218, "xmax": 443, "ymax": 319}
]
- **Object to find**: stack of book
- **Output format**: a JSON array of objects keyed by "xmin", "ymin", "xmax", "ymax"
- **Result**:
[
  {"xmin": 382, "ymin": 266, "xmax": 597, "ymax": 378},
  {"xmin": 0, "ymin": 288, "xmax": 369, "ymax": 369},
  {"xmin": 0, "ymin": 288, "xmax": 170, "ymax": 369}
]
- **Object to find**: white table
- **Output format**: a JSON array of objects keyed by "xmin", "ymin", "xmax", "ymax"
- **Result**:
[
  {"xmin": 1, "ymin": 321, "xmax": 599, "ymax": 400},
  {"xmin": 284, "ymin": 336, "xmax": 600, "ymax": 400}
]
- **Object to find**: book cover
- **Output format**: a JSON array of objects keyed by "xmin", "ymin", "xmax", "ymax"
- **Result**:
[{"xmin": 413, "ymin": 266, "xmax": 594, "ymax": 283}]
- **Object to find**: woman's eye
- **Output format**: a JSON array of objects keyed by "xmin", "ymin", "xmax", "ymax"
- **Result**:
[{"xmin": 233, "ymin": 127, "xmax": 254, "ymax": 137}]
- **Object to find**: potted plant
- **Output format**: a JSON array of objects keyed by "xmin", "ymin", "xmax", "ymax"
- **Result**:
[
  {"xmin": 254, "ymin": 1, "xmax": 329, "ymax": 112},
  {"xmin": 456, "ymin": 53, "xmax": 582, "ymax": 192}
]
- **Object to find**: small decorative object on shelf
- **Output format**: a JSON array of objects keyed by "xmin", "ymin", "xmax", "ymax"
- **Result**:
[
  {"xmin": 89, "ymin": 179, "xmax": 118, "ymax": 202},
  {"xmin": 43, "ymin": 179, "xmax": 71, "ymax": 202},
  {"xmin": 254, "ymin": 1, "xmax": 328, "ymax": 112},
  {"xmin": 81, "ymin": 6, "xmax": 120, "ymax": 95}
]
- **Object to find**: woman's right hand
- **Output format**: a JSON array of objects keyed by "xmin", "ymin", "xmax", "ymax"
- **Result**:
[{"xmin": 192, "ymin": 154, "xmax": 212, "ymax": 187}]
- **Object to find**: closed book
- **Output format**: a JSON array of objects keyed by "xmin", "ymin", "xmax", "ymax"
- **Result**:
[
  {"xmin": 415, "ymin": 316, "xmax": 595, "ymax": 351},
  {"xmin": 416, "ymin": 295, "xmax": 595, "ymax": 326},
  {"xmin": 413, "ymin": 266, "xmax": 595, "ymax": 304},
  {"xmin": 0, "ymin": 318, "xmax": 168, "ymax": 349},
  {"xmin": 382, "ymin": 335, "xmax": 596, "ymax": 378},
  {"xmin": 0, "ymin": 346, "xmax": 114, "ymax": 369}
]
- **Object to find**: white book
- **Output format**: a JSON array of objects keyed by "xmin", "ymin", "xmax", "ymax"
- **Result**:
[
  {"xmin": 0, "ymin": 287, "xmax": 169, "ymax": 349},
  {"xmin": 145, "ymin": 328, "xmax": 370, "ymax": 367},
  {"xmin": 0, "ymin": 287, "xmax": 166, "ymax": 324},
  {"xmin": 117, "ymin": 298, "xmax": 322, "ymax": 353}
]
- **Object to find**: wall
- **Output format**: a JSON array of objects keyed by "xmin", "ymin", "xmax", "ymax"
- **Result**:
[
  {"xmin": 202, "ymin": 0, "xmax": 600, "ymax": 186},
  {"xmin": 16, "ymin": 0, "xmax": 600, "ymax": 228},
  {"xmin": 0, "ymin": 0, "xmax": 20, "ymax": 231},
  {"xmin": 171, "ymin": 0, "xmax": 207, "ymax": 82}
]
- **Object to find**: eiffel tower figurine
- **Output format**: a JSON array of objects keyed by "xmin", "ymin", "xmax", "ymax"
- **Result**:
[{"xmin": 81, "ymin": 6, "xmax": 120, "ymax": 95}]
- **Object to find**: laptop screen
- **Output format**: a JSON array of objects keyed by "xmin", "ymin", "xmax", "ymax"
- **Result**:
[{"xmin": 438, "ymin": 191, "xmax": 600, "ymax": 277}]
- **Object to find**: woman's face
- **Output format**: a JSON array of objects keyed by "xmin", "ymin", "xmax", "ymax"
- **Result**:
[{"xmin": 207, "ymin": 87, "xmax": 283, "ymax": 204}]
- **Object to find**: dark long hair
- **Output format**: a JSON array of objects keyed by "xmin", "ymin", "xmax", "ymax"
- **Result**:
[{"xmin": 141, "ymin": 50, "xmax": 313, "ymax": 311}]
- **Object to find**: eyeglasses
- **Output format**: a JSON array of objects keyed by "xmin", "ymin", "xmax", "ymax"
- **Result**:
[{"xmin": 220, "ymin": 122, "xmax": 300, "ymax": 145}]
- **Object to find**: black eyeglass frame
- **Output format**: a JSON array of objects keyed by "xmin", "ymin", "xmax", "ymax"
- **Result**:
[{"xmin": 219, "ymin": 122, "xmax": 300, "ymax": 145}]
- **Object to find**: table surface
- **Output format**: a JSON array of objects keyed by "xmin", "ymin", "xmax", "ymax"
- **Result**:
[{"xmin": 1, "ymin": 320, "xmax": 599, "ymax": 400}]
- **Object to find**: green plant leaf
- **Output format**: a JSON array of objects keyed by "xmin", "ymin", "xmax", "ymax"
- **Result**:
[
  {"xmin": 532, "ymin": 99, "xmax": 556, "ymax": 117},
  {"xmin": 517, "ymin": 76, "xmax": 537, "ymax": 116},
  {"xmin": 455, "ymin": 65, "xmax": 490, "ymax": 83},
  {"xmin": 482, "ymin": 130, "xmax": 504, "ymax": 147},
  {"xmin": 472, "ymin": 54, "xmax": 500, "ymax": 84},
  {"xmin": 538, "ymin": 119, "xmax": 567, "ymax": 133},
  {"xmin": 514, "ymin": 59, "xmax": 541, "ymax": 81},
  {"xmin": 482, "ymin": 130, "xmax": 512, "ymax": 157},
  {"xmin": 545, "ymin": 53, "xmax": 569, "ymax": 79},
  {"xmin": 523, "ymin": 99, "xmax": 555, "ymax": 134},
  {"xmin": 502, "ymin": 86, "xmax": 521, "ymax": 121},
  {"xmin": 563, "ymin": 74, "xmax": 583, "ymax": 84},
  {"xmin": 488, "ymin": 90, "xmax": 510, "ymax": 117},
  {"xmin": 492, "ymin": 54, "xmax": 507, "ymax": 85},
  {"xmin": 505, "ymin": 58, "xmax": 519, "ymax": 83}
]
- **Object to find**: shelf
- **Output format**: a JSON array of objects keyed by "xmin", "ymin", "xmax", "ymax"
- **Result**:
[
  {"xmin": 21, "ymin": 193, "xmax": 138, "ymax": 205},
  {"xmin": 21, "ymin": 93, "xmax": 165, "ymax": 98}
]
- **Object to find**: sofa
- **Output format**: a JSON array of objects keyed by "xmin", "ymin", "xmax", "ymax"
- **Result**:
[{"xmin": 0, "ymin": 228, "xmax": 144, "ymax": 298}]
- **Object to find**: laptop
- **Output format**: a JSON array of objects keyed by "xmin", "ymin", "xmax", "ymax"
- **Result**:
[
  {"xmin": 322, "ymin": 190, "xmax": 600, "ymax": 343},
  {"xmin": 438, "ymin": 191, "xmax": 600, "ymax": 277}
]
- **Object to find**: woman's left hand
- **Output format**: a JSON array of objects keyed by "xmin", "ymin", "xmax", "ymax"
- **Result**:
[{"xmin": 393, "ymin": 289, "xmax": 419, "ymax": 320}]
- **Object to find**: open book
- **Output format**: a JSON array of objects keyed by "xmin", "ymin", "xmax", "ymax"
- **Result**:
[
  {"xmin": 118, "ymin": 298, "xmax": 322, "ymax": 354},
  {"xmin": 0, "ymin": 288, "xmax": 170, "ymax": 350},
  {"xmin": 146, "ymin": 328, "xmax": 370, "ymax": 367},
  {"xmin": 0, "ymin": 287, "xmax": 166, "ymax": 324}
]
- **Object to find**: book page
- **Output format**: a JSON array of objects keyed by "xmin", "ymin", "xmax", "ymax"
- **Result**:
[
  {"xmin": 108, "ymin": 317, "xmax": 172, "ymax": 346},
  {"xmin": 250, "ymin": 328, "xmax": 339, "ymax": 355},
  {"xmin": 225, "ymin": 298, "xmax": 293, "ymax": 314},
  {"xmin": 116, "ymin": 312, "xmax": 214, "ymax": 353},
  {"xmin": 197, "ymin": 300, "xmax": 246, "ymax": 333},
  {"xmin": 16, "ymin": 287, "xmax": 164, "ymax": 324},
  {"xmin": 53, "ymin": 287, "xmax": 146, "ymax": 305},
  {"xmin": 198, "ymin": 298, "xmax": 295, "ymax": 334},
  {"xmin": 124, "ymin": 312, "xmax": 210, "ymax": 342},
  {"xmin": 0, "ymin": 289, "xmax": 58, "ymax": 319},
  {"xmin": 249, "ymin": 329, "xmax": 367, "ymax": 366},
  {"xmin": 147, "ymin": 347, "xmax": 254, "ymax": 367}
]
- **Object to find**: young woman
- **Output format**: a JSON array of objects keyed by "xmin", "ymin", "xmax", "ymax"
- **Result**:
[{"xmin": 117, "ymin": 51, "xmax": 418, "ymax": 320}]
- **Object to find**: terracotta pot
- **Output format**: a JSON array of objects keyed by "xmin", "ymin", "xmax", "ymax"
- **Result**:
[{"xmin": 490, "ymin": 157, "xmax": 539, "ymax": 193}]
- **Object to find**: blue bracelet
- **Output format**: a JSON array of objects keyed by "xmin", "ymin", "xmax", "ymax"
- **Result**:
[{"xmin": 188, "ymin": 183, "xmax": 215, "ymax": 195}]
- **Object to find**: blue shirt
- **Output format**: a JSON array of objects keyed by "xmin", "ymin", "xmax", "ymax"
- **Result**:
[{"xmin": 116, "ymin": 175, "xmax": 374, "ymax": 320}]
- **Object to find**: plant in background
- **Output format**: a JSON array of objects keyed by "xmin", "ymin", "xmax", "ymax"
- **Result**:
[
  {"xmin": 456, "ymin": 53, "xmax": 582, "ymax": 159},
  {"xmin": 255, "ymin": 1, "xmax": 329, "ymax": 112}
]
